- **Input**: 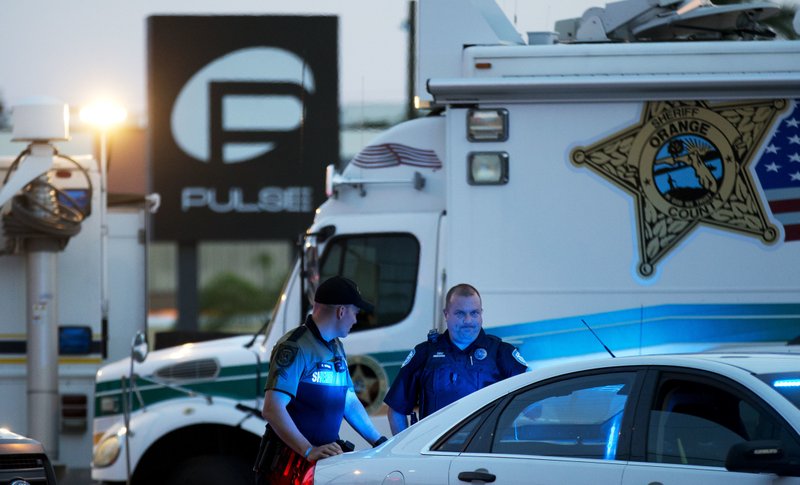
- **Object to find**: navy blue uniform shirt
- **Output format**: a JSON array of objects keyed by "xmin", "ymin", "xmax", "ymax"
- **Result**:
[{"xmin": 384, "ymin": 329, "xmax": 527, "ymax": 419}]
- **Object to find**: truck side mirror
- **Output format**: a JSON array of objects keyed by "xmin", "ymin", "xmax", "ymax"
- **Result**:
[
  {"xmin": 725, "ymin": 440, "xmax": 800, "ymax": 477},
  {"xmin": 131, "ymin": 331, "xmax": 149, "ymax": 364}
]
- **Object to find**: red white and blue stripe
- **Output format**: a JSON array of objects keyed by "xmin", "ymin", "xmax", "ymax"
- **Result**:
[
  {"xmin": 352, "ymin": 143, "xmax": 442, "ymax": 169},
  {"xmin": 755, "ymin": 100, "xmax": 800, "ymax": 242}
]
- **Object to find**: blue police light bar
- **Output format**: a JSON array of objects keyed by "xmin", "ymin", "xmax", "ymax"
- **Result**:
[{"xmin": 773, "ymin": 379, "xmax": 800, "ymax": 388}]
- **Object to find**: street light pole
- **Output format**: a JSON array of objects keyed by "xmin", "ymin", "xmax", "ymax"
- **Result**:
[
  {"xmin": 99, "ymin": 127, "xmax": 109, "ymax": 356},
  {"xmin": 80, "ymin": 101, "xmax": 126, "ymax": 360}
]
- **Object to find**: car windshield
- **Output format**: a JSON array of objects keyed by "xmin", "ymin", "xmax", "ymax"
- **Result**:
[{"xmin": 757, "ymin": 372, "xmax": 800, "ymax": 410}]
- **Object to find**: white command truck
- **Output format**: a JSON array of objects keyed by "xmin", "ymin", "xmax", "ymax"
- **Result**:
[
  {"xmin": 0, "ymin": 103, "xmax": 146, "ymax": 479},
  {"xmin": 92, "ymin": 0, "xmax": 800, "ymax": 482}
]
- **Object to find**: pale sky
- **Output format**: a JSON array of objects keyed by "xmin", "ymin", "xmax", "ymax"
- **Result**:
[
  {"xmin": 0, "ymin": 0, "xmax": 601, "ymax": 120},
  {"xmin": 1, "ymin": 0, "xmax": 797, "ymax": 121}
]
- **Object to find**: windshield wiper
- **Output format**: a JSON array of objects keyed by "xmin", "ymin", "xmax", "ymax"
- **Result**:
[{"xmin": 245, "ymin": 317, "xmax": 271, "ymax": 349}]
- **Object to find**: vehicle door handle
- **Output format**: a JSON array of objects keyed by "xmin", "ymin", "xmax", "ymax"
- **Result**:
[{"xmin": 458, "ymin": 468, "xmax": 496, "ymax": 483}]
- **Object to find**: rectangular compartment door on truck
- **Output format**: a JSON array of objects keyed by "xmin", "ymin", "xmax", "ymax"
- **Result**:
[
  {"xmin": 444, "ymin": 101, "xmax": 800, "ymax": 367},
  {"xmin": 106, "ymin": 207, "xmax": 147, "ymax": 362}
]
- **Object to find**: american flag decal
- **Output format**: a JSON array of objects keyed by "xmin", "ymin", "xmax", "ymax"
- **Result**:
[
  {"xmin": 755, "ymin": 100, "xmax": 800, "ymax": 241},
  {"xmin": 352, "ymin": 143, "xmax": 442, "ymax": 169}
]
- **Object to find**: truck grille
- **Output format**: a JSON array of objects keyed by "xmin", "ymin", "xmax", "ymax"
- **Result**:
[
  {"xmin": 155, "ymin": 358, "xmax": 220, "ymax": 382},
  {"xmin": 0, "ymin": 454, "xmax": 50, "ymax": 484},
  {"xmin": 0, "ymin": 456, "xmax": 42, "ymax": 470}
]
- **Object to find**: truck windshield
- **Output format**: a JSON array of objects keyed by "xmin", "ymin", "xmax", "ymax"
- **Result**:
[
  {"xmin": 757, "ymin": 372, "xmax": 800, "ymax": 411},
  {"xmin": 318, "ymin": 234, "xmax": 420, "ymax": 332}
]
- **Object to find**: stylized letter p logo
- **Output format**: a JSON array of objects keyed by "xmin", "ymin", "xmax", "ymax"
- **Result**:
[{"xmin": 170, "ymin": 47, "xmax": 315, "ymax": 164}]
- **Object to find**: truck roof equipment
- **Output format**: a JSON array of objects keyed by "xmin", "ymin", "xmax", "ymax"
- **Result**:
[{"xmin": 555, "ymin": 0, "xmax": 781, "ymax": 43}]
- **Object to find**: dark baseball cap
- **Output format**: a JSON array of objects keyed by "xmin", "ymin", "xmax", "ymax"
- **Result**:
[{"xmin": 314, "ymin": 276, "xmax": 374, "ymax": 313}]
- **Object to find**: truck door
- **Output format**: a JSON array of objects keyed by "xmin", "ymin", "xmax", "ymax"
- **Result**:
[{"xmin": 314, "ymin": 211, "xmax": 443, "ymax": 413}]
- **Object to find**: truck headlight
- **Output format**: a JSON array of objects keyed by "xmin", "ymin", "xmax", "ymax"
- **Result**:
[{"xmin": 93, "ymin": 434, "xmax": 121, "ymax": 468}]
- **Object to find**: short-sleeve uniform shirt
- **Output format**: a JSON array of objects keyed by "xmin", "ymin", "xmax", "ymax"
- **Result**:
[
  {"xmin": 384, "ymin": 329, "xmax": 527, "ymax": 419},
  {"xmin": 265, "ymin": 315, "xmax": 353, "ymax": 446}
]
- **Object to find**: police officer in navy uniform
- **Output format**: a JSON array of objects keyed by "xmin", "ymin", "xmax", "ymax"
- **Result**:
[
  {"xmin": 384, "ymin": 283, "xmax": 528, "ymax": 435},
  {"xmin": 255, "ymin": 276, "xmax": 387, "ymax": 484}
]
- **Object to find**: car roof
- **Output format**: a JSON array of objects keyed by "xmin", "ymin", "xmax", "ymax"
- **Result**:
[
  {"xmin": 531, "ymin": 352, "xmax": 800, "ymax": 378},
  {"xmin": 583, "ymin": 350, "xmax": 800, "ymax": 374},
  {"xmin": 685, "ymin": 352, "xmax": 800, "ymax": 374}
]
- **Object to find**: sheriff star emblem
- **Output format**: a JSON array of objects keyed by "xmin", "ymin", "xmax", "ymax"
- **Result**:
[{"xmin": 572, "ymin": 100, "xmax": 786, "ymax": 277}]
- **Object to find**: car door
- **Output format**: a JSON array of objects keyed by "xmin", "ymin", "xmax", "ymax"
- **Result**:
[
  {"xmin": 622, "ymin": 368, "xmax": 800, "ymax": 485},
  {"xmin": 442, "ymin": 370, "xmax": 643, "ymax": 485}
]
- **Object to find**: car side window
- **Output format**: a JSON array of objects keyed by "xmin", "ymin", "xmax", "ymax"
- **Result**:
[
  {"xmin": 434, "ymin": 405, "xmax": 494, "ymax": 453},
  {"xmin": 488, "ymin": 372, "xmax": 636, "ymax": 459},
  {"xmin": 646, "ymin": 377, "xmax": 781, "ymax": 467}
]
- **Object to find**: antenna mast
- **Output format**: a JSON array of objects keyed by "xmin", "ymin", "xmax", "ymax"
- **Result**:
[{"xmin": 581, "ymin": 319, "xmax": 616, "ymax": 358}]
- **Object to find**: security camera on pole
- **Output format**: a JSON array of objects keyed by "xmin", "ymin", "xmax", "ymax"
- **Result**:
[{"xmin": 0, "ymin": 97, "xmax": 91, "ymax": 459}]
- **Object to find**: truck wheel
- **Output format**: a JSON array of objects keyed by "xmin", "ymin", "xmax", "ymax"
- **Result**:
[{"xmin": 166, "ymin": 455, "xmax": 252, "ymax": 485}]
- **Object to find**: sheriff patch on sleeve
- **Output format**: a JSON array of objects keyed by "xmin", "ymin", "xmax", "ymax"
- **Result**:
[
  {"xmin": 401, "ymin": 349, "xmax": 415, "ymax": 368},
  {"xmin": 512, "ymin": 349, "xmax": 527, "ymax": 366},
  {"xmin": 275, "ymin": 342, "xmax": 299, "ymax": 367}
]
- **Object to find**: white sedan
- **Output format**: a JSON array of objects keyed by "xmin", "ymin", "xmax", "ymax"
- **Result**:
[{"xmin": 311, "ymin": 352, "xmax": 800, "ymax": 484}]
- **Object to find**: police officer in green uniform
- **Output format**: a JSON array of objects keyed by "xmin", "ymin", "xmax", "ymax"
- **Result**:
[
  {"xmin": 255, "ymin": 276, "xmax": 387, "ymax": 484},
  {"xmin": 384, "ymin": 283, "xmax": 528, "ymax": 435}
]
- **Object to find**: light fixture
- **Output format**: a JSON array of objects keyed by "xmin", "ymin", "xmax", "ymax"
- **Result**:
[
  {"xmin": 774, "ymin": 378, "xmax": 800, "ymax": 388},
  {"xmin": 467, "ymin": 108, "xmax": 508, "ymax": 142},
  {"xmin": 468, "ymin": 152, "xmax": 509, "ymax": 185},
  {"xmin": 79, "ymin": 101, "xmax": 127, "ymax": 129},
  {"xmin": 92, "ymin": 434, "xmax": 121, "ymax": 467}
]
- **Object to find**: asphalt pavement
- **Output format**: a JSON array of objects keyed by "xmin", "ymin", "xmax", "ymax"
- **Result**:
[{"xmin": 57, "ymin": 467, "xmax": 95, "ymax": 484}]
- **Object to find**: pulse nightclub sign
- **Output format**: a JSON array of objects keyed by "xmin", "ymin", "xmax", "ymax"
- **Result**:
[{"xmin": 147, "ymin": 16, "xmax": 338, "ymax": 241}]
